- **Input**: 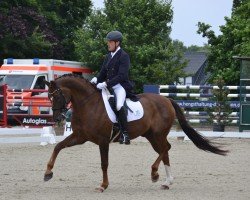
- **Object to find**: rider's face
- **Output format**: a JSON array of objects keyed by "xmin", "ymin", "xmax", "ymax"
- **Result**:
[{"xmin": 107, "ymin": 40, "xmax": 119, "ymax": 52}]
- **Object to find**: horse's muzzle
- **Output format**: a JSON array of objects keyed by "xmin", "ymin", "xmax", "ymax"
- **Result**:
[{"xmin": 54, "ymin": 113, "xmax": 66, "ymax": 122}]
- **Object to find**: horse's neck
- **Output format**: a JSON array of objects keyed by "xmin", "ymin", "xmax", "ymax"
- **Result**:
[{"xmin": 63, "ymin": 81, "xmax": 99, "ymax": 109}]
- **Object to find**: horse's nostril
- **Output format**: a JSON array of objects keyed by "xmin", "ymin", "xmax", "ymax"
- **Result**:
[
  {"xmin": 54, "ymin": 114, "xmax": 65, "ymax": 123},
  {"xmin": 61, "ymin": 114, "xmax": 66, "ymax": 119},
  {"xmin": 54, "ymin": 116, "xmax": 60, "ymax": 122}
]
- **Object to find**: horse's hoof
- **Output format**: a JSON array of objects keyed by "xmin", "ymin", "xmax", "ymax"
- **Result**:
[
  {"xmin": 44, "ymin": 172, "xmax": 53, "ymax": 181},
  {"xmin": 95, "ymin": 186, "xmax": 105, "ymax": 193},
  {"xmin": 151, "ymin": 174, "xmax": 159, "ymax": 182},
  {"xmin": 161, "ymin": 184, "xmax": 170, "ymax": 190}
]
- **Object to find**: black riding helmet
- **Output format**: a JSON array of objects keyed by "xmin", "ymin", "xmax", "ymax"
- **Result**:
[{"xmin": 106, "ymin": 31, "xmax": 123, "ymax": 42}]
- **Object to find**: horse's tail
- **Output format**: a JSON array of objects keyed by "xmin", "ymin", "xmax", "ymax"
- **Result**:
[{"xmin": 169, "ymin": 99, "xmax": 228, "ymax": 156}]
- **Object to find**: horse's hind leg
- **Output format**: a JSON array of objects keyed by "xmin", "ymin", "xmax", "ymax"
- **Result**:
[
  {"xmin": 44, "ymin": 133, "xmax": 86, "ymax": 181},
  {"xmin": 145, "ymin": 132, "xmax": 170, "ymax": 183},
  {"xmin": 161, "ymin": 139, "xmax": 174, "ymax": 189},
  {"xmin": 145, "ymin": 132, "xmax": 174, "ymax": 189}
]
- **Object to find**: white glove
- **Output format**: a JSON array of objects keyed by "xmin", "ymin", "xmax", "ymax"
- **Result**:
[
  {"xmin": 96, "ymin": 82, "xmax": 107, "ymax": 90},
  {"xmin": 90, "ymin": 77, "xmax": 97, "ymax": 84}
]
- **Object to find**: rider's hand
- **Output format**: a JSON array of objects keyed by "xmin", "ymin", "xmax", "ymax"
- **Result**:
[
  {"xmin": 96, "ymin": 82, "xmax": 107, "ymax": 90},
  {"xmin": 90, "ymin": 77, "xmax": 97, "ymax": 84}
]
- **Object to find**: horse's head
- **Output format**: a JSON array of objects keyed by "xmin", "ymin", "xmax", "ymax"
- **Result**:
[{"xmin": 45, "ymin": 80, "xmax": 70, "ymax": 123}]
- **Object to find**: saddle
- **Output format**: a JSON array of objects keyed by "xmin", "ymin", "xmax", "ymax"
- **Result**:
[
  {"xmin": 107, "ymin": 88, "xmax": 133, "ymax": 118},
  {"xmin": 100, "ymin": 88, "xmax": 144, "ymax": 142}
]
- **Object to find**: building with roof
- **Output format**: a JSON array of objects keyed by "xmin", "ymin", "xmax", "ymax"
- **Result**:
[{"xmin": 179, "ymin": 52, "xmax": 209, "ymax": 85}]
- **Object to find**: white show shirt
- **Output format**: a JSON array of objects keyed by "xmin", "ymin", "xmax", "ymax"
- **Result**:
[{"xmin": 111, "ymin": 46, "xmax": 121, "ymax": 58}]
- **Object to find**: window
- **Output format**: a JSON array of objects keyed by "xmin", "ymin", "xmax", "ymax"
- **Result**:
[
  {"xmin": 0, "ymin": 75, "xmax": 35, "ymax": 89},
  {"xmin": 34, "ymin": 76, "xmax": 46, "ymax": 89}
]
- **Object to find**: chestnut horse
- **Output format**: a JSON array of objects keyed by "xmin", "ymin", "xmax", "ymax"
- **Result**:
[{"xmin": 44, "ymin": 74, "xmax": 228, "ymax": 192}]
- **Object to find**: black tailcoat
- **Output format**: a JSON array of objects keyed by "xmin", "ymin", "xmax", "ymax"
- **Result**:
[{"xmin": 97, "ymin": 49, "xmax": 133, "ymax": 92}]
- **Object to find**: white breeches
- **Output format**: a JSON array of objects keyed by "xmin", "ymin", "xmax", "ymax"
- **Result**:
[{"xmin": 112, "ymin": 84, "xmax": 126, "ymax": 111}]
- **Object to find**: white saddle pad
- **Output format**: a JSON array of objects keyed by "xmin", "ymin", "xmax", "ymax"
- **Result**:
[{"xmin": 101, "ymin": 89, "xmax": 144, "ymax": 123}]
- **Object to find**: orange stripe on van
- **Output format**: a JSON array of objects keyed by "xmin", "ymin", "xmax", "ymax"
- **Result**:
[
  {"xmin": 51, "ymin": 66, "xmax": 93, "ymax": 73},
  {"xmin": 0, "ymin": 66, "xmax": 48, "ymax": 71}
]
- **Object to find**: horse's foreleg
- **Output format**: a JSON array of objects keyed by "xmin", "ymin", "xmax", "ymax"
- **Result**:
[
  {"xmin": 95, "ymin": 143, "xmax": 109, "ymax": 192},
  {"xmin": 44, "ymin": 133, "xmax": 86, "ymax": 181}
]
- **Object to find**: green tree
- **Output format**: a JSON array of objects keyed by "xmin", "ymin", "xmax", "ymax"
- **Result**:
[
  {"xmin": 172, "ymin": 40, "xmax": 209, "ymax": 53},
  {"xmin": 172, "ymin": 40, "xmax": 187, "ymax": 53},
  {"xmin": 74, "ymin": 0, "xmax": 186, "ymax": 92},
  {"xmin": 207, "ymin": 73, "xmax": 232, "ymax": 131},
  {"xmin": 0, "ymin": 0, "xmax": 92, "ymax": 62},
  {"xmin": 74, "ymin": 10, "xmax": 112, "ymax": 70},
  {"xmin": 37, "ymin": 0, "xmax": 92, "ymax": 59},
  {"xmin": 197, "ymin": 0, "xmax": 250, "ymax": 85},
  {"xmin": 0, "ymin": 5, "xmax": 57, "ymax": 62},
  {"xmin": 186, "ymin": 44, "xmax": 209, "ymax": 53}
]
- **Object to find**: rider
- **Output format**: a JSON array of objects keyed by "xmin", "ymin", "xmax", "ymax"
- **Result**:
[{"xmin": 90, "ymin": 30, "xmax": 133, "ymax": 145}]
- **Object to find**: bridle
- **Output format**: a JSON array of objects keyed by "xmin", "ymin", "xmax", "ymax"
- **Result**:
[
  {"xmin": 48, "ymin": 85, "xmax": 99, "ymax": 116},
  {"xmin": 48, "ymin": 88, "xmax": 70, "ymax": 114}
]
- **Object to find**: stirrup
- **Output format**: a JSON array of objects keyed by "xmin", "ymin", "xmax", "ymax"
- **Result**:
[
  {"xmin": 118, "ymin": 133, "xmax": 130, "ymax": 145},
  {"xmin": 124, "ymin": 136, "xmax": 130, "ymax": 145}
]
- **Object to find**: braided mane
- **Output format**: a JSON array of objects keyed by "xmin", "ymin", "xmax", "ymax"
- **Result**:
[
  {"xmin": 55, "ymin": 73, "xmax": 98, "ymax": 90},
  {"xmin": 55, "ymin": 73, "xmax": 88, "ymax": 81}
]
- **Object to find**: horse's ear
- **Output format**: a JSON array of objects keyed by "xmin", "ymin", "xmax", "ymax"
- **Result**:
[
  {"xmin": 50, "ymin": 81, "xmax": 57, "ymax": 88},
  {"xmin": 44, "ymin": 80, "xmax": 50, "ymax": 87}
]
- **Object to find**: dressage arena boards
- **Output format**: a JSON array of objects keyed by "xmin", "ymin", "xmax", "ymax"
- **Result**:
[{"xmin": 0, "ymin": 134, "xmax": 250, "ymax": 200}]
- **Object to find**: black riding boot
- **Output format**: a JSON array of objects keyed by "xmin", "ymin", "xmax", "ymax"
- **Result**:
[{"xmin": 118, "ymin": 107, "xmax": 130, "ymax": 145}]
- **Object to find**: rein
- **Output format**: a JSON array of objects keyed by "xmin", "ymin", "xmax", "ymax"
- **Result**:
[{"xmin": 49, "ymin": 86, "xmax": 99, "ymax": 113}]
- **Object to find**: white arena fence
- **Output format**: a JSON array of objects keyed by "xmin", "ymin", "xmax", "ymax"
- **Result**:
[
  {"xmin": 144, "ymin": 84, "xmax": 250, "ymax": 125},
  {"xmin": 1, "ymin": 84, "xmax": 250, "ymax": 144}
]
